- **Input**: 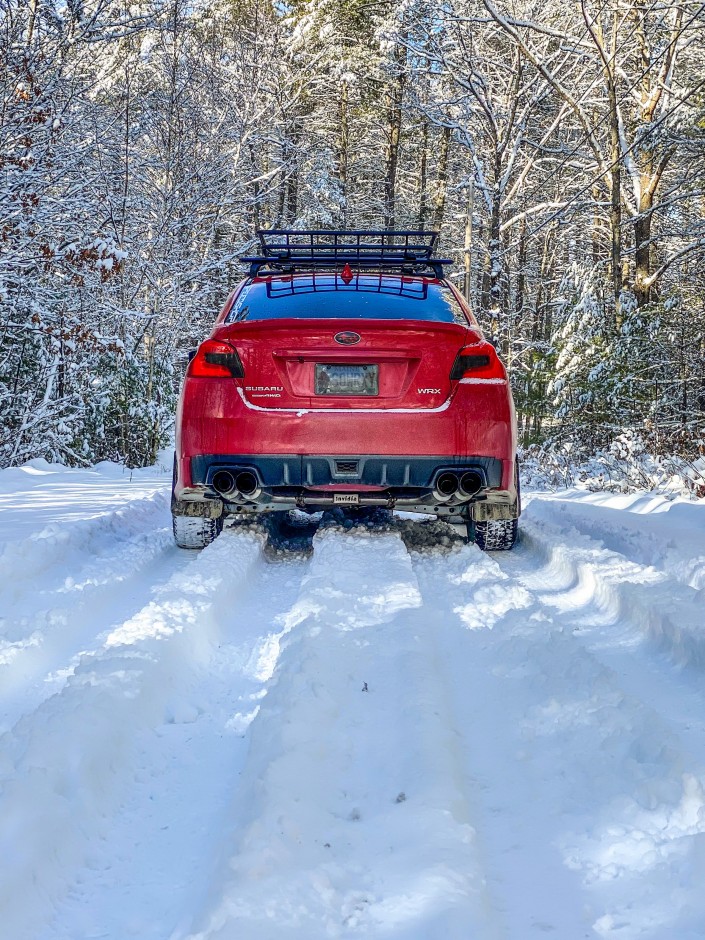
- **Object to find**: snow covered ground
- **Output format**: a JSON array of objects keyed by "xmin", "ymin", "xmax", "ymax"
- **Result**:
[{"xmin": 1, "ymin": 457, "xmax": 705, "ymax": 940}]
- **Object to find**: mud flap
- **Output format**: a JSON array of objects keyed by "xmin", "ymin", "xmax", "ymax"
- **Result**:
[
  {"xmin": 472, "ymin": 500, "xmax": 518, "ymax": 522},
  {"xmin": 172, "ymin": 499, "xmax": 223, "ymax": 519}
]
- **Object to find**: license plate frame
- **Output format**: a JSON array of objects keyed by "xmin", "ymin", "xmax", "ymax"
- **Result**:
[
  {"xmin": 315, "ymin": 363, "xmax": 379, "ymax": 397},
  {"xmin": 333, "ymin": 493, "xmax": 360, "ymax": 505}
]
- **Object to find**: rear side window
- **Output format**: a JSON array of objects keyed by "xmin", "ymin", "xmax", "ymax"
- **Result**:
[{"xmin": 226, "ymin": 274, "xmax": 470, "ymax": 325}]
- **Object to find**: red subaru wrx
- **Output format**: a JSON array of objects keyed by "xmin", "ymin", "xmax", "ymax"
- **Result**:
[{"xmin": 172, "ymin": 231, "xmax": 520, "ymax": 549}]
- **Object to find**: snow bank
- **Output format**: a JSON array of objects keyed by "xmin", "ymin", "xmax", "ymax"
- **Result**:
[
  {"xmin": 521, "ymin": 496, "xmax": 705, "ymax": 670},
  {"xmin": 525, "ymin": 490, "xmax": 705, "ymax": 592},
  {"xmin": 0, "ymin": 488, "xmax": 170, "ymax": 598},
  {"xmin": 413, "ymin": 532, "xmax": 705, "ymax": 938},
  {"xmin": 0, "ymin": 528, "xmax": 263, "ymax": 940},
  {"xmin": 0, "ymin": 451, "xmax": 171, "ymax": 545},
  {"xmin": 521, "ymin": 436, "xmax": 705, "ymax": 500}
]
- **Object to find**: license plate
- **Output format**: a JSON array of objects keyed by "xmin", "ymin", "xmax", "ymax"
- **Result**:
[
  {"xmin": 333, "ymin": 493, "xmax": 360, "ymax": 505},
  {"xmin": 315, "ymin": 363, "xmax": 378, "ymax": 396}
]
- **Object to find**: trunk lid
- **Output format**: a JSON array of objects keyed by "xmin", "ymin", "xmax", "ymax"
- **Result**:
[{"xmin": 216, "ymin": 318, "xmax": 478, "ymax": 410}]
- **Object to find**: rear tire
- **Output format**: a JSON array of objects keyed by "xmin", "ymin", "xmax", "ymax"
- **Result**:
[
  {"xmin": 172, "ymin": 514, "xmax": 223, "ymax": 549},
  {"xmin": 474, "ymin": 517, "xmax": 518, "ymax": 551}
]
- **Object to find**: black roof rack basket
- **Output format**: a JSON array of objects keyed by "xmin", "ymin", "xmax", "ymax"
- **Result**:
[{"xmin": 241, "ymin": 230, "xmax": 452, "ymax": 279}]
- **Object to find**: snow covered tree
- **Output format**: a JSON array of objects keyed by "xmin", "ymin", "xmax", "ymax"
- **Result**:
[{"xmin": 1, "ymin": 0, "xmax": 703, "ymax": 467}]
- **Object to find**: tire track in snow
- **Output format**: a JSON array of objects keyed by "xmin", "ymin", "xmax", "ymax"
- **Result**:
[
  {"xmin": 453, "ymin": 519, "xmax": 705, "ymax": 938},
  {"xmin": 0, "ymin": 490, "xmax": 176, "ymax": 724},
  {"xmin": 510, "ymin": 510, "xmax": 705, "ymax": 675},
  {"xmin": 181, "ymin": 527, "xmax": 501, "ymax": 940},
  {"xmin": 39, "ymin": 545, "xmax": 311, "ymax": 940},
  {"xmin": 0, "ymin": 526, "xmax": 265, "ymax": 940},
  {"xmin": 409, "ymin": 542, "xmax": 596, "ymax": 939},
  {"xmin": 0, "ymin": 488, "xmax": 171, "ymax": 600},
  {"xmin": 524, "ymin": 493, "xmax": 705, "ymax": 592},
  {"xmin": 0, "ymin": 519, "xmax": 185, "ymax": 732},
  {"xmin": 13, "ymin": 507, "xmax": 705, "ymax": 940}
]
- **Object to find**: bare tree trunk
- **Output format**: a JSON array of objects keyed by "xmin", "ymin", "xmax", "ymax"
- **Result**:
[
  {"xmin": 383, "ymin": 40, "xmax": 406, "ymax": 230},
  {"xmin": 337, "ymin": 80, "xmax": 349, "ymax": 224},
  {"xmin": 464, "ymin": 179, "xmax": 474, "ymax": 304},
  {"xmin": 276, "ymin": 174, "xmax": 285, "ymax": 226},
  {"xmin": 607, "ymin": 63, "xmax": 622, "ymax": 325},
  {"xmin": 26, "ymin": 0, "xmax": 39, "ymax": 45},
  {"xmin": 284, "ymin": 123, "xmax": 299, "ymax": 223},
  {"xmin": 631, "ymin": 6, "xmax": 681, "ymax": 306},
  {"xmin": 591, "ymin": 9, "xmax": 623, "ymax": 327},
  {"xmin": 487, "ymin": 154, "xmax": 502, "ymax": 331},
  {"xmin": 582, "ymin": 2, "xmax": 622, "ymax": 326},
  {"xmin": 592, "ymin": 183, "xmax": 602, "ymax": 267},
  {"xmin": 418, "ymin": 66, "xmax": 430, "ymax": 230},
  {"xmin": 261, "ymin": 147, "xmax": 271, "ymax": 227},
  {"xmin": 286, "ymin": 168, "xmax": 298, "ymax": 223},
  {"xmin": 418, "ymin": 119, "xmax": 428, "ymax": 230},
  {"xmin": 515, "ymin": 215, "xmax": 526, "ymax": 319},
  {"xmin": 478, "ymin": 222, "xmax": 490, "ymax": 313},
  {"xmin": 431, "ymin": 125, "xmax": 451, "ymax": 234},
  {"xmin": 117, "ymin": 29, "xmax": 132, "ymax": 314}
]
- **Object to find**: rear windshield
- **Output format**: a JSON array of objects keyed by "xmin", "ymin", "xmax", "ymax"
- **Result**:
[{"xmin": 226, "ymin": 274, "xmax": 469, "ymax": 325}]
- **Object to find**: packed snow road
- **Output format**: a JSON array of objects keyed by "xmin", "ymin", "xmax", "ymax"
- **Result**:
[{"xmin": 1, "ymin": 458, "xmax": 705, "ymax": 939}]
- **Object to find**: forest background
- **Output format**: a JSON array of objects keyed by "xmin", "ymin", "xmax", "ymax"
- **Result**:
[{"xmin": 1, "ymin": 0, "xmax": 704, "ymax": 484}]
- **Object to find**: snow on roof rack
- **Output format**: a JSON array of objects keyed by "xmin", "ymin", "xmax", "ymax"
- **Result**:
[{"xmin": 241, "ymin": 229, "xmax": 452, "ymax": 279}]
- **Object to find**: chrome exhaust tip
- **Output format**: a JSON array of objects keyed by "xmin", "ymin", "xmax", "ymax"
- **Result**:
[
  {"xmin": 211, "ymin": 469, "xmax": 261, "ymax": 501},
  {"xmin": 434, "ymin": 471, "xmax": 459, "ymax": 501},
  {"xmin": 235, "ymin": 471, "xmax": 260, "ymax": 500},
  {"xmin": 459, "ymin": 471, "xmax": 483, "ymax": 499},
  {"xmin": 212, "ymin": 469, "xmax": 237, "ymax": 496}
]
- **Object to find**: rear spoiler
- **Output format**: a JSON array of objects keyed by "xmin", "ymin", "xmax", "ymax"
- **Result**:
[{"xmin": 241, "ymin": 229, "xmax": 452, "ymax": 279}]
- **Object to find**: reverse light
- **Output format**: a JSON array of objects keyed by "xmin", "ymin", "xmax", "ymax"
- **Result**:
[
  {"xmin": 450, "ymin": 341, "xmax": 505, "ymax": 380},
  {"xmin": 188, "ymin": 339, "xmax": 245, "ymax": 378}
]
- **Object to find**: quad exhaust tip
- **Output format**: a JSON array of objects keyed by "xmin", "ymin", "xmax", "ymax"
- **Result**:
[
  {"xmin": 434, "ymin": 471, "xmax": 459, "ymax": 501},
  {"xmin": 212, "ymin": 470, "xmax": 236, "ymax": 495},
  {"xmin": 212, "ymin": 466, "xmax": 483, "ymax": 504},
  {"xmin": 434, "ymin": 470, "xmax": 484, "ymax": 502},
  {"xmin": 212, "ymin": 469, "xmax": 261, "ymax": 500},
  {"xmin": 459, "ymin": 471, "xmax": 483, "ymax": 498},
  {"xmin": 235, "ymin": 471, "xmax": 259, "ymax": 496}
]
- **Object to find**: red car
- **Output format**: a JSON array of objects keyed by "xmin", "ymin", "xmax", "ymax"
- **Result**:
[{"xmin": 172, "ymin": 231, "xmax": 520, "ymax": 550}]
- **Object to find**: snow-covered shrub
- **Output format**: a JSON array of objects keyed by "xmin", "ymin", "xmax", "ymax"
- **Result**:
[
  {"xmin": 0, "ymin": 313, "xmax": 175, "ymax": 468},
  {"xmin": 521, "ymin": 436, "xmax": 705, "ymax": 499}
]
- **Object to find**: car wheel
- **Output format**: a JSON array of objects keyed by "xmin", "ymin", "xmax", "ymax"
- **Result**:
[
  {"xmin": 172, "ymin": 514, "xmax": 224, "ymax": 549},
  {"xmin": 474, "ymin": 518, "xmax": 518, "ymax": 551}
]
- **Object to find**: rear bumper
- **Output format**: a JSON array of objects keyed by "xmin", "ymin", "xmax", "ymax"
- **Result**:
[
  {"xmin": 192, "ymin": 453, "xmax": 503, "ymax": 489},
  {"xmin": 175, "ymin": 453, "xmax": 519, "ymax": 520},
  {"xmin": 174, "ymin": 376, "xmax": 518, "ymax": 518}
]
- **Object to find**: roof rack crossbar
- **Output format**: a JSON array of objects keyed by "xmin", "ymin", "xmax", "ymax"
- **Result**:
[{"xmin": 242, "ymin": 229, "xmax": 451, "ymax": 278}]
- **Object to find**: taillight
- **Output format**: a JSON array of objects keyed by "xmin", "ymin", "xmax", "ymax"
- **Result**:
[
  {"xmin": 187, "ymin": 339, "xmax": 245, "ymax": 378},
  {"xmin": 450, "ymin": 341, "xmax": 506, "ymax": 380}
]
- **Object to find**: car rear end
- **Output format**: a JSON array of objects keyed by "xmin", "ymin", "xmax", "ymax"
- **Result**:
[{"xmin": 172, "ymin": 231, "xmax": 519, "ymax": 547}]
